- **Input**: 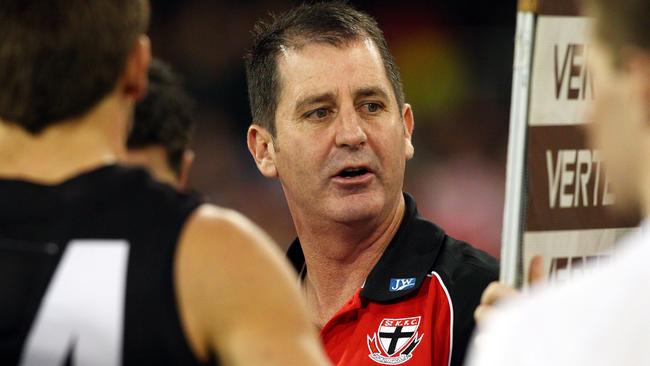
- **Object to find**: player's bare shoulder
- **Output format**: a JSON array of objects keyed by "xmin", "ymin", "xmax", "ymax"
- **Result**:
[
  {"xmin": 174, "ymin": 203, "xmax": 292, "ymax": 307},
  {"xmin": 177, "ymin": 204, "xmax": 286, "ymax": 270},
  {"xmin": 174, "ymin": 204, "xmax": 328, "ymax": 365}
]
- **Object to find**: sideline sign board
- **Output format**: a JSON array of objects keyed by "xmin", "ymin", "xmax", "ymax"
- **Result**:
[{"xmin": 500, "ymin": 0, "xmax": 638, "ymax": 286}]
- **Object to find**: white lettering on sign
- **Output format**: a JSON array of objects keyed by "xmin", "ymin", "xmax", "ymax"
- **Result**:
[{"xmin": 546, "ymin": 149, "xmax": 615, "ymax": 208}]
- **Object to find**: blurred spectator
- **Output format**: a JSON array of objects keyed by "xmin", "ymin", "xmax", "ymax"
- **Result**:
[{"xmin": 126, "ymin": 59, "xmax": 195, "ymax": 191}]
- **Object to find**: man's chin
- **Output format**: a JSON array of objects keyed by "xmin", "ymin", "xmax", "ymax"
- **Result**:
[{"xmin": 326, "ymin": 193, "xmax": 384, "ymax": 223}]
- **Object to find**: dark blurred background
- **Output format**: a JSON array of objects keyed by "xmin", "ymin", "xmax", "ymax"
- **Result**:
[{"xmin": 148, "ymin": 0, "xmax": 517, "ymax": 257}]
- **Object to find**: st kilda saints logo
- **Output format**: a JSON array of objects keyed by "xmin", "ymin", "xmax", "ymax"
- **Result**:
[{"xmin": 367, "ymin": 316, "xmax": 424, "ymax": 365}]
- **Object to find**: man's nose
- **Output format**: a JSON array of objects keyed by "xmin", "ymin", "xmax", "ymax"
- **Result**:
[{"xmin": 334, "ymin": 108, "xmax": 367, "ymax": 149}]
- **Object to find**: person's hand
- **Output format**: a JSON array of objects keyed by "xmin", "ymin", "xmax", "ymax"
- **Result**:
[{"xmin": 474, "ymin": 255, "xmax": 545, "ymax": 325}]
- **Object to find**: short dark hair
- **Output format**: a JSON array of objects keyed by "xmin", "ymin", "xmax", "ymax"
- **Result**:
[
  {"xmin": 0, "ymin": 0, "xmax": 150, "ymax": 134},
  {"xmin": 244, "ymin": 1, "xmax": 404, "ymax": 136},
  {"xmin": 128, "ymin": 59, "xmax": 194, "ymax": 177},
  {"xmin": 588, "ymin": 0, "xmax": 650, "ymax": 66}
]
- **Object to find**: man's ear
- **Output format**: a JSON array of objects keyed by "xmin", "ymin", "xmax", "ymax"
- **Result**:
[
  {"xmin": 402, "ymin": 103, "xmax": 415, "ymax": 160},
  {"xmin": 122, "ymin": 35, "xmax": 151, "ymax": 101},
  {"xmin": 177, "ymin": 149, "xmax": 195, "ymax": 191},
  {"xmin": 247, "ymin": 124, "xmax": 278, "ymax": 178}
]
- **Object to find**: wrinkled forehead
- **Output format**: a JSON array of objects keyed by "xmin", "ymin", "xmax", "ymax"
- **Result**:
[{"xmin": 274, "ymin": 38, "xmax": 392, "ymax": 105}]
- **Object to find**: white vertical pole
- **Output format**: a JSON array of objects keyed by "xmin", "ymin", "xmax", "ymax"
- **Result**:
[{"xmin": 500, "ymin": 11, "xmax": 535, "ymax": 287}]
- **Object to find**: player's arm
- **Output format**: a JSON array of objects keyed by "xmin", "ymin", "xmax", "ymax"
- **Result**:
[{"xmin": 174, "ymin": 205, "xmax": 330, "ymax": 366}]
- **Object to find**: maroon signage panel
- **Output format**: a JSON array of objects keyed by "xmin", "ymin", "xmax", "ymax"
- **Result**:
[{"xmin": 526, "ymin": 125, "xmax": 639, "ymax": 231}]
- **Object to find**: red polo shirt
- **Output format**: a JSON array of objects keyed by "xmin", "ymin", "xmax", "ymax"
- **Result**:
[{"xmin": 288, "ymin": 193, "xmax": 498, "ymax": 366}]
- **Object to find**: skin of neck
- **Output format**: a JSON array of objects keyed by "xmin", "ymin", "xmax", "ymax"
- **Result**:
[
  {"xmin": 0, "ymin": 89, "xmax": 132, "ymax": 184},
  {"xmin": 293, "ymin": 192, "xmax": 406, "ymax": 326}
]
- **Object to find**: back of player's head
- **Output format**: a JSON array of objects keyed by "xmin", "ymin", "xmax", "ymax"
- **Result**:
[
  {"xmin": 128, "ymin": 59, "xmax": 194, "ymax": 178},
  {"xmin": 588, "ymin": 0, "xmax": 650, "ymax": 65},
  {"xmin": 0, "ymin": 0, "xmax": 150, "ymax": 134},
  {"xmin": 244, "ymin": 1, "xmax": 404, "ymax": 136}
]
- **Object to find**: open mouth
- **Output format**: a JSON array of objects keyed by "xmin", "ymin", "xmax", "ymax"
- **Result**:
[{"xmin": 335, "ymin": 167, "xmax": 371, "ymax": 179}]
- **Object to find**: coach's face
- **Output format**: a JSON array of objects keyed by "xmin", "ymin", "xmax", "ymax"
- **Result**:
[{"xmin": 250, "ymin": 39, "xmax": 414, "ymax": 225}]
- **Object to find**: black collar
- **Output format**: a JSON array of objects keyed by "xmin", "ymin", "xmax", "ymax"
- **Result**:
[{"xmin": 286, "ymin": 192, "xmax": 446, "ymax": 302}]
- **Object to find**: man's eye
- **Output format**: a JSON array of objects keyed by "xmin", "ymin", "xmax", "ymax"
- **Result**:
[
  {"xmin": 307, "ymin": 108, "xmax": 329, "ymax": 119},
  {"xmin": 363, "ymin": 103, "xmax": 382, "ymax": 113}
]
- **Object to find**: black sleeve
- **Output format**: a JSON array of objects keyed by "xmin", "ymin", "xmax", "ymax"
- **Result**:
[{"xmin": 432, "ymin": 236, "xmax": 499, "ymax": 366}]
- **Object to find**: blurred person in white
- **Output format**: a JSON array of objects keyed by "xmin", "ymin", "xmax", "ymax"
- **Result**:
[
  {"xmin": 125, "ymin": 59, "xmax": 195, "ymax": 191},
  {"xmin": 467, "ymin": 0, "xmax": 650, "ymax": 364}
]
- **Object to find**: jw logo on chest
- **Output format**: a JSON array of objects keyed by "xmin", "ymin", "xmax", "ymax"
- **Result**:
[
  {"xmin": 389, "ymin": 277, "xmax": 416, "ymax": 292},
  {"xmin": 367, "ymin": 316, "xmax": 424, "ymax": 365}
]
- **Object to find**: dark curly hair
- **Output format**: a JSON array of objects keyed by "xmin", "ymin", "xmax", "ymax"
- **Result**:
[{"xmin": 128, "ymin": 59, "xmax": 194, "ymax": 177}]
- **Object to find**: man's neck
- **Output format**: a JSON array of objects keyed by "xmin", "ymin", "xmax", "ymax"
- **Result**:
[
  {"xmin": 124, "ymin": 146, "xmax": 179, "ymax": 188},
  {"xmin": 0, "ymin": 93, "xmax": 130, "ymax": 184},
  {"xmin": 298, "ymin": 194, "xmax": 406, "ymax": 327}
]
